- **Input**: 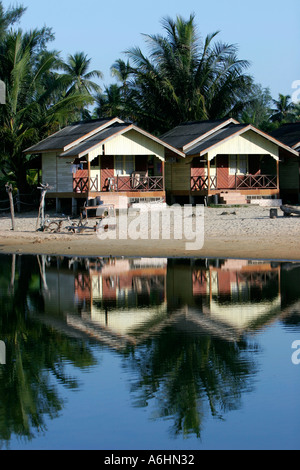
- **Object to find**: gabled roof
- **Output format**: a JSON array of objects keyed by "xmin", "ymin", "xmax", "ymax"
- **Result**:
[
  {"xmin": 59, "ymin": 122, "xmax": 130, "ymax": 157},
  {"xmin": 24, "ymin": 117, "xmax": 123, "ymax": 154},
  {"xmin": 186, "ymin": 123, "xmax": 299, "ymax": 157},
  {"xmin": 59, "ymin": 122, "xmax": 185, "ymax": 159},
  {"xmin": 269, "ymin": 122, "xmax": 300, "ymax": 151},
  {"xmin": 161, "ymin": 118, "xmax": 299, "ymax": 157},
  {"xmin": 24, "ymin": 117, "xmax": 185, "ymax": 159},
  {"xmin": 160, "ymin": 118, "xmax": 239, "ymax": 150},
  {"xmin": 185, "ymin": 124, "xmax": 248, "ymax": 156}
]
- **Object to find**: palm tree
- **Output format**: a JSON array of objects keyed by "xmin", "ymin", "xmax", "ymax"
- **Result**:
[
  {"xmin": 271, "ymin": 93, "xmax": 296, "ymax": 122},
  {"xmin": 59, "ymin": 51, "xmax": 103, "ymax": 95},
  {"xmin": 93, "ymin": 84, "xmax": 123, "ymax": 119},
  {"xmin": 110, "ymin": 58, "xmax": 134, "ymax": 120},
  {"xmin": 93, "ymin": 59, "xmax": 136, "ymax": 121},
  {"xmin": 0, "ymin": 2, "xmax": 99, "ymax": 193},
  {"xmin": 111, "ymin": 58, "xmax": 131, "ymax": 90},
  {"xmin": 0, "ymin": 1, "xmax": 26, "ymax": 41},
  {"xmin": 293, "ymin": 102, "xmax": 300, "ymax": 121},
  {"xmin": 0, "ymin": 30, "xmax": 94, "ymax": 192},
  {"xmin": 239, "ymin": 84, "xmax": 274, "ymax": 131},
  {"xmin": 124, "ymin": 14, "xmax": 253, "ymax": 134}
]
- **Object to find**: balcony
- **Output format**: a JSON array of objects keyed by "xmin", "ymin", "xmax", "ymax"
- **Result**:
[
  {"xmin": 191, "ymin": 174, "xmax": 278, "ymax": 192},
  {"xmin": 73, "ymin": 176, "xmax": 99, "ymax": 192},
  {"xmin": 191, "ymin": 175, "xmax": 217, "ymax": 191},
  {"xmin": 235, "ymin": 174, "xmax": 277, "ymax": 189},
  {"xmin": 111, "ymin": 175, "xmax": 164, "ymax": 192},
  {"xmin": 73, "ymin": 175, "xmax": 164, "ymax": 193}
]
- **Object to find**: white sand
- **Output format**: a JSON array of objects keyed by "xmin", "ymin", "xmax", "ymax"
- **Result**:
[{"xmin": 0, "ymin": 205, "xmax": 299, "ymax": 260}]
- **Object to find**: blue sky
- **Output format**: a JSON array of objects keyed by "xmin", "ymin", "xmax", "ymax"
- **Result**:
[{"xmin": 2, "ymin": 0, "xmax": 300, "ymax": 99}]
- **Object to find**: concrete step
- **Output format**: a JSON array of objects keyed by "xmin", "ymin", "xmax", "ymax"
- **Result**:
[
  {"xmin": 88, "ymin": 194, "xmax": 129, "ymax": 210},
  {"xmin": 219, "ymin": 192, "xmax": 247, "ymax": 205}
]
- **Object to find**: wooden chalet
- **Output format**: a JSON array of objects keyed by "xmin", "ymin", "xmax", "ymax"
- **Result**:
[
  {"xmin": 269, "ymin": 122, "xmax": 300, "ymax": 203},
  {"xmin": 24, "ymin": 117, "xmax": 300, "ymax": 212},
  {"xmin": 161, "ymin": 118, "xmax": 299, "ymax": 205},
  {"xmin": 24, "ymin": 117, "xmax": 184, "ymax": 213}
]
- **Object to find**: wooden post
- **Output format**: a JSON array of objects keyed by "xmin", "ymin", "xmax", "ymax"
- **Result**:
[
  {"xmin": 276, "ymin": 159, "xmax": 280, "ymax": 192},
  {"xmin": 5, "ymin": 183, "xmax": 15, "ymax": 230},
  {"xmin": 87, "ymin": 160, "xmax": 91, "ymax": 197},
  {"xmin": 207, "ymin": 158, "xmax": 211, "ymax": 193},
  {"xmin": 162, "ymin": 160, "xmax": 165, "ymax": 191}
]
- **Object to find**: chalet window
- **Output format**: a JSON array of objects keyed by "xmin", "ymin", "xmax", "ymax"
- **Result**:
[
  {"xmin": 115, "ymin": 155, "xmax": 135, "ymax": 176},
  {"xmin": 229, "ymin": 154, "xmax": 248, "ymax": 175}
]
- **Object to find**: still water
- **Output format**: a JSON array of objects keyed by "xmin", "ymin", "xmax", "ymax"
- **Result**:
[{"xmin": 0, "ymin": 254, "xmax": 299, "ymax": 450}]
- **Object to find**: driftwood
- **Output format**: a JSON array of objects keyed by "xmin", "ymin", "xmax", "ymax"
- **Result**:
[
  {"xmin": 42, "ymin": 220, "xmax": 64, "ymax": 233},
  {"xmin": 36, "ymin": 183, "xmax": 52, "ymax": 230},
  {"xmin": 280, "ymin": 205, "xmax": 300, "ymax": 217},
  {"xmin": 36, "ymin": 214, "xmax": 93, "ymax": 234},
  {"xmin": 66, "ymin": 216, "xmax": 90, "ymax": 233}
]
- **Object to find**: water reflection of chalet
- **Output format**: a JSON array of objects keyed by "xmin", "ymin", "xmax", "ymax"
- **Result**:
[
  {"xmin": 39, "ymin": 256, "xmax": 282, "ymax": 350},
  {"xmin": 75, "ymin": 257, "xmax": 167, "ymax": 337},
  {"xmin": 41, "ymin": 257, "xmax": 168, "ymax": 350},
  {"xmin": 168, "ymin": 258, "xmax": 281, "ymax": 333}
]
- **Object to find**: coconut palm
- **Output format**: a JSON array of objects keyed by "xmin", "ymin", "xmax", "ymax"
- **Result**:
[
  {"xmin": 0, "ymin": 2, "xmax": 99, "ymax": 193},
  {"xmin": 125, "ymin": 14, "xmax": 253, "ymax": 134},
  {"xmin": 0, "ymin": 1, "xmax": 26, "ymax": 41},
  {"xmin": 239, "ymin": 84, "xmax": 274, "ymax": 131},
  {"xmin": 59, "ymin": 51, "xmax": 103, "ymax": 95},
  {"xmin": 111, "ymin": 59, "xmax": 131, "ymax": 94},
  {"xmin": 271, "ymin": 94, "xmax": 296, "ymax": 123},
  {"xmin": 93, "ymin": 84, "xmax": 123, "ymax": 119},
  {"xmin": 0, "ymin": 30, "xmax": 94, "ymax": 192},
  {"xmin": 111, "ymin": 58, "xmax": 131, "ymax": 89},
  {"xmin": 293, "ymin": 103, "xmax": 300, "ymax": 121}
]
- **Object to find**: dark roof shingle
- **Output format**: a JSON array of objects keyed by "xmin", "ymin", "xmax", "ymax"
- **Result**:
[
  {"xmin": 185, "ymin": 124, "xmax": 248, "ymax": 155},
  {"xmin": 59, "ymin": 123, "xmax": 130, "ymax": 157},
  {"xmin": 160, "ymin": 118, "xmax": 232, "ymax": 149},
  {"xmin": 24, "ymin": 118, "xmax": 117, "ymax": 153},
  {"xmin": 269, "ymin": 122, "xmax": 300, "ymax": 149}
]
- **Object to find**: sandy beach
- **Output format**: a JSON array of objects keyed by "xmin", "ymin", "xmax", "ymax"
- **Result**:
[{"xmin": 0, "ymin": 205, "xmax": 300, "ymax": 261}]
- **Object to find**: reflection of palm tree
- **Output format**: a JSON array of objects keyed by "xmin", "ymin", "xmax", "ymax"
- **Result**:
[
  {"xmin": 127, "ymin": 325, "xmax": 257, "ymax": 438},
  {"xmin": 0, "ymin": 255, "xmax": 96, "ymax": 445}
]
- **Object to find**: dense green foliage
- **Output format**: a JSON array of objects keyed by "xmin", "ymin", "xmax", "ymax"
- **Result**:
[{"xmin": 0, "ymin": 2, "xmax": 101, "ymax": 192}]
